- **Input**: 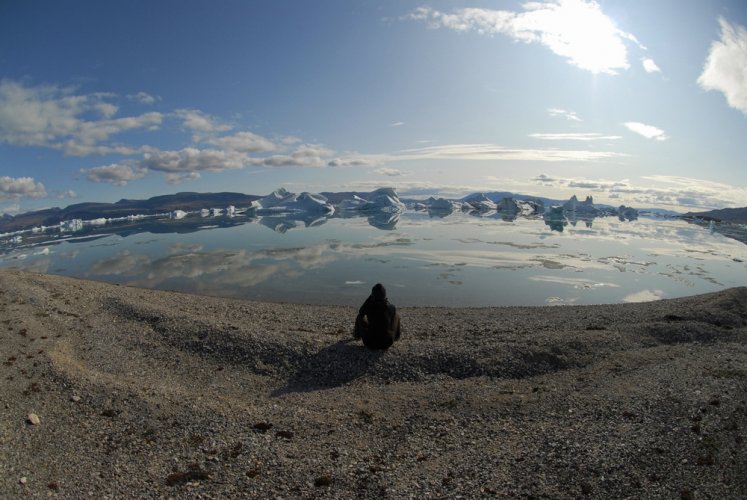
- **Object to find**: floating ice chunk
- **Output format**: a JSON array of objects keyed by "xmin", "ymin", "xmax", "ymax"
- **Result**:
[
  {"xmin": 170, "ymin": 210, "xmax": 188, "ymax": 220},
  {"xmin": 61, "ymin": 219, "xmax": 84, "ymax": 232},
  {"xmin": 88, "ymin": 218, "xmax": 107, "ymax": 226},
  {"xmin": 210, "ymin": 208, "xmax": 223, "ymax": 216},
  {"xmin": 200, "ymin": 208, "xmax": 210, "ymax": 217}
]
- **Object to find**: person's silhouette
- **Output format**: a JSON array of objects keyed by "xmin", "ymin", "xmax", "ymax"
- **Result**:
[{"xmin": 353, "ymin": 283, "xmax": 402, "ymax": 349}]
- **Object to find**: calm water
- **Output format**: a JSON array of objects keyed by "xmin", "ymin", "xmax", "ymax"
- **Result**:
[{"xmin": 2, "ymin": 211, "xmax": 746, "ymax": 307}]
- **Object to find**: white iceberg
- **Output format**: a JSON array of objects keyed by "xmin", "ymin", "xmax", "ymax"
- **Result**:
[
  {"xmin": 256, "ymin": 189, "xmax": 334, "ymax": 214},
  {"xmin": 358, "ymin": 187, "xmax": 406, "ymax": 213},
  {"xmin": 200, "ymin": 208, "xmax": 210, "ymax": 217},
  {"xmin": 170, "ymin": 210, "xmax": 188, "ymax": 220},
  {"xmin": 462, "ymin": 193, "xmax": 497, "ymax": 212},
  {"xmin": 60, "ymin": 219, "xmax": 84, "ymax": 232},
  {"xmin": 337, "ymin": 195, "xmax": 368, "ymax": 211}
]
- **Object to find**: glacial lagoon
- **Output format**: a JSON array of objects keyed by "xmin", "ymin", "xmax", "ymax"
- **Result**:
[{"xmin": 1, "ymin": 210, "xmax": 746, "ymax": 307}]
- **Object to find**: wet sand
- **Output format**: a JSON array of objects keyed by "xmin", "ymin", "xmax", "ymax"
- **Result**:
[{"xmin": 1, "ymin": 268, "xmax": 745, "ymax": 498}]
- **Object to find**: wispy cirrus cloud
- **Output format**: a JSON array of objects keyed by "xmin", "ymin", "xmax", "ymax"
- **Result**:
[
  {"xmin": 697, "ymin": 17, "xmax": 747, "ymax": 116},
  {"xmin": 375, "ymin": 167, "xmax": 407, "ymax": 177},
  {"xmin": 392, "ymin": 143, "xmax": 626, "ymax": 162},
  {"xmin": 547, "ymin": 108, "xmax": 582, "ymax": 121},
  {"xmin": 530, "ymin": 132, "xmax": 622, "ymax": 141},
  {"xmin": 406, "ymin": 0, "xmax": 646, "ymax": 75},
  {"xmin": 623, "ymin": 121, "xmax": 668, "ymax": 141}
]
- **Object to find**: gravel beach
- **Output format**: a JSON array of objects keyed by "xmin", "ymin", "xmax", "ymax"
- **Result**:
[{"xmin": 1, "ymin": 268, "xmax": 745, "ymax": 498}]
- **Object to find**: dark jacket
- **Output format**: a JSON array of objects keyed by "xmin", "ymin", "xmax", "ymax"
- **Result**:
[{"xmin": 357, "ymin": 296, "xmax": 398, "ymax": 349}]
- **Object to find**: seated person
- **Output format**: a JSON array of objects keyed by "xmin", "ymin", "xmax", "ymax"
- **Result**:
[{"xmin": 354, "ymin": 283, "xmax": 401, "ymax": 349}]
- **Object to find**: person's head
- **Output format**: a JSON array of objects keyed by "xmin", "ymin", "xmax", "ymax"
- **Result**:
[{"xmin": 371, "ymin": 283, "xmax": 386, "ymax": 300}]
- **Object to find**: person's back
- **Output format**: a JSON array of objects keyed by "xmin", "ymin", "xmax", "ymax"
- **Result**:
[{"xmin": 354, "ymin": 283, "xmax": 401, "ymax": 349}]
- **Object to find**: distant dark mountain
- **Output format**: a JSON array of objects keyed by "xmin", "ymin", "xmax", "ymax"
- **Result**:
[
  {"xmin": 0, "ymin": 192, "xmax": 260, "ymax": 233},
  {"xmin": 683, "ymin": 207, "xmax": 747, "ymax": 224}
]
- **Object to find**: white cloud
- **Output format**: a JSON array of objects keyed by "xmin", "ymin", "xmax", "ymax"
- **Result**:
[
  {"xmin": 174, "ymin": 109, "xmax": 232, "ymax": 134},
  {"xmin": 623, "ymin": 121, "xmax": 668, "ymax": 141},
  {"xmin": 393, "ymin": 143, "xmax": 626, "ymax": 162},
  {"xmin": 0, "ymin": 176, "xmax": 47, "ymax": 201},
  {"xmin": 547, "ymin": 108, "xmax": 582, "ymax": 121},
  {"xmin": 407, "ymin": 1, "xmax": 643, "ymax": 74},
  {"xmin": 389, "ymin": 121, "xmax": 405, "ymax": 127},
  {"xmin": 0, "ymin": 80, "xmax": 163, "ymax": 156},
  {"xmin": 697, "ymin": 17, "xmax": 747, "ymax": 116},
  {"xmin": 128, "ymin": 91, "xmax": 158, "ymax": 105},
  {"xmin": 259, "ymin": 144, "xmax": 335, "ymax": 168},
  {"xmin": 206, "ymin": 131, "xmax": 276, "ymax": 153},
  {"xmin": 641, "ymin": 57, "xmax": 661, "ymax": 73},
  {"xmin": 530, "ymin": 132, "xmax": 621, "ymax": 141},
  {"xmin": 83, "ymin": 163, "xmax": 147, "ymax": 186},
  {"xmin": 165, "ymin": 172, "xmax": 201, "ymax": 184},
  {"xmin": 375, "ymin": 168, "xmax": 407, "ymax": 177},
  {"xmin": 143, "ymin": 147, "xmax": 248, "ymax": 173}
]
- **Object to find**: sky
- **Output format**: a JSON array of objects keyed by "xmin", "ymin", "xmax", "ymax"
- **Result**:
[{"xmin": 1, "ymin": 0, "xmax": 747, "ymax": 215}]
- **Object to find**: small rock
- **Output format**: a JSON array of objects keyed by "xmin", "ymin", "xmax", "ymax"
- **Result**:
[
  {"xmin": 27, "ymin": 413, "xmax": 40, "ymax": 425},
  {"xmin": 71, "ymin": 395, "xmax": 81, "ymax": 403},
  {"xmin": 19, "ymin": 477, "xmax": 27, "ymax": 485}
]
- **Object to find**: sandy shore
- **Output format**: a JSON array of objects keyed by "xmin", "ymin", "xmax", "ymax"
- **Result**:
[{"xmin": 1, "ymin": 268, "xmax": 745, "ymax": 498}]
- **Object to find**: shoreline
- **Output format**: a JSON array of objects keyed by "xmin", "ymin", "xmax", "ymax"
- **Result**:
[{"xmin": 1, "ymin": 269, "xmax": 745, "ymax": 497}]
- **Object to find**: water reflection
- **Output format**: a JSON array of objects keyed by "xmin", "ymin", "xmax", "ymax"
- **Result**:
[{"xmin": 2, "ymin": 211, "xmax": 746, "ymax": 307}]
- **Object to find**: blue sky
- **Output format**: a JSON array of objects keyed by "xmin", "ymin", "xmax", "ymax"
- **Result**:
[{"xmin": 1, "ymin": 0, "xmax": 746, "ymax": 214}]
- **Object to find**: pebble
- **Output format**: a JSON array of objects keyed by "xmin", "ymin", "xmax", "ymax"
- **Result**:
[
  {"xmin": 27, "ymin": 413, "xmax": 41, "ymax": 425},
  {"xmin": 71, "ymin": 395, "xmax": 82, "ymax": 403},
  {"xmin": 19, "ymin": 477, "xmax": 27, "ymax": 485}
]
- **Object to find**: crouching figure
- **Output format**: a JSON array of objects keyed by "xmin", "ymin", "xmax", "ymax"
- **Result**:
[{"xmin": 354, "ymin": 283, "xmax": 402, "ymax": 349}]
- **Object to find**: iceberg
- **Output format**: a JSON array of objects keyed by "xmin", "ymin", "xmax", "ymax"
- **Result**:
[
  {"xmin": 462, "ymin": 193, "xmax": 497, "ymax": 212},
  {"xmin": 563, "ymin": 195, "xmax": 599, "ymax": 215},
  {"xmin": 337, "ymin": 195, "xmax": 368, "ymax": 211},
  {"xmin": 170, "ymin": 210, "xmax": 188, "ymax": 220},
  {"xmin": 60, "ymin": 219, "xmax": 84, "ymax": 232},
  {"xmin": 256, "ymin": 189, "xmax": 334, "ymax": 214},
  {"xmin": 358, "ymin": 188, "xmax": 406, "ymax": 213},
  {"xmin": 200, "ymin": 209, "xmax": 210, "ymax": 217}
]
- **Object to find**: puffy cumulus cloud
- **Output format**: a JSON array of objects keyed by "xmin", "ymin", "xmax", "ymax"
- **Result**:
[
  {"xmin": 623, "ymin": 121, "xmax": 668, "ymax": 141},
  {"xmin": 697, "ymin": 18, "xmax": 747, "ymax": 116},
  {"xmin": 393, "ymin": 143, "xmax": 626, "ymax": 162},
  {"xmin": 206, "ymin": 131, "xmax": 277, "ymax": 153},
  {"xmin": 529, "ymin": 132, "xmax": 622, "ymax": 141},
  {"xmin": 407, "ymin": 1, "xmax": 644, "ymax": 74},
  {"xmin": 548, "ymin": 108, "xmax": 582, "ymax": 121},
  {"xmin": 0, "ymin": 80, "xmax": 163, "ymax": 156},
  {"xmin": 174, "ymin": 109, "xmax": 232, "ymax": 134},
  {"xmin": 0, "ymin": 176, "xmax": 47, "ymax": 201},
  {"xmin": 641, "ymin": 57, "xmax": 661, "ymax": 73},
  {"xmin": 143, "ymin": 147, "xmax": 248, "ymax": 173},
  {"xmin": 259, "ymin": 144, "xmax": 335, "ymax": 168},
  {"xmin": 82, "ymin": 163, "xmax": 148, "ymax": 186},
  {"xmin": 532, "ymin": 173, "xmax": 747, "ymax": 209}
]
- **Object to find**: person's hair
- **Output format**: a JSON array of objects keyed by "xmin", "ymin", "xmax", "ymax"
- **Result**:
[{"xmin": 372, "ymin": 283, "xmax": 386, "ymax": 300}]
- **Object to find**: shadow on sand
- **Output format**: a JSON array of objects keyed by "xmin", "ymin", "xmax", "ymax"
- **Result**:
[{"xmin": 271, "ymin": 338, "xmax": 386, "ymax": 396}]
